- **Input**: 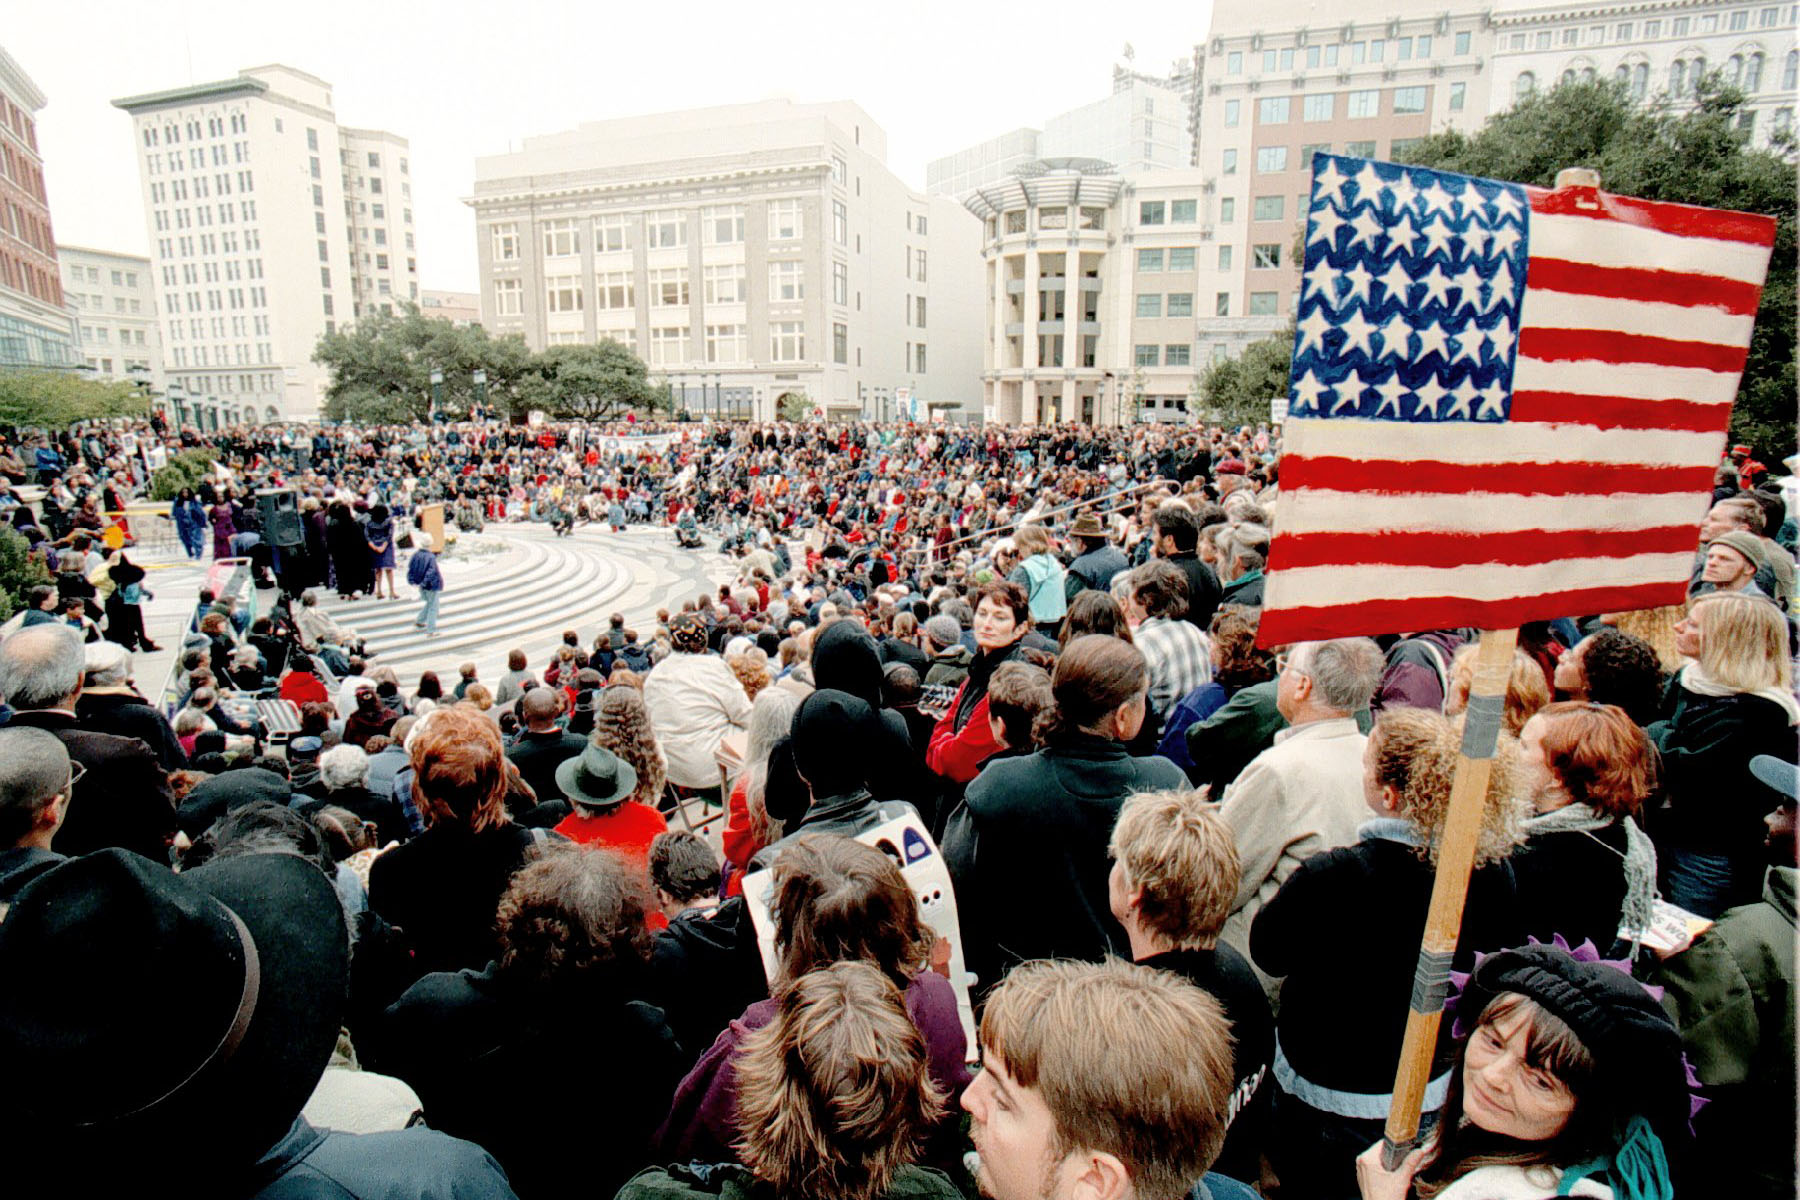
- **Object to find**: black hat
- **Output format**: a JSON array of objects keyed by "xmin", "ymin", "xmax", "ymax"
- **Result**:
[
  {"xmin": 792, "ymin": 688, "xmax": 882, "ymax": 797},
  {"xmin": 812, "ymin": 620, "xmax": 884, "ymax": 706},
  {"xmin": 555, "ymin": 742, "xmax": 638, "ymax": 809},
  {"xmin": 176, "ymin": 766, "xmax": 294, "ymax": 838},
  {"xmin": 1460, "ymin": 943, "xmax": 1688, "ymax": 1153},
  {"xmin": 0, "ymin": 849, "xmax": 347, "ymax": 1175}
]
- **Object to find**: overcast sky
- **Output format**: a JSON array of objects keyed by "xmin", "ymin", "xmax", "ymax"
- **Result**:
[{"xmin": 11, "ymin": 0, "xmax": 1209, "ymax": 292}]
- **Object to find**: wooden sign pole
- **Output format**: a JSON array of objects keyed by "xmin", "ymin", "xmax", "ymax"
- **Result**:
[{"xmin": 1380, "ymin": 624, "xmax": 1520, "ymax": 1167}]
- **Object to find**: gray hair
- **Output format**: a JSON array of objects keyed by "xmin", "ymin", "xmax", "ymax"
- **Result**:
[
  {"xmin": 83, "ymin": 640, "xmax": 132, "ymax": 688},
  {"xmin": 0, "ymin": 625, "xmax": 85, "ymax": 710},
  {"xmin": 1221, "ymin": 523, "xmax": 1270, "ymax": 575},
  {"xmin": 320, "ymin": 743, "xmax": 371, "ymax": 791},
  {"xmin": 0, "ymin": 726, "xmax": 71, "ymax": 843},
  {"xmin": 1292, "ymin": 637, "xmax": 1384, "ymax": 714}
]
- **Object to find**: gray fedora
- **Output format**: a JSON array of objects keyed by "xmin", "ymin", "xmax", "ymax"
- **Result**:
[{"xmin": 555, "ymin": 742, "xmax": 638, "ymax": 808}]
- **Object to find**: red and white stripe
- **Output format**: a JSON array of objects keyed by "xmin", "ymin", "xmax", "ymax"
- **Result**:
[{"xmin": 1261, "ymin": 185, "xmax": 1777, "ymax": 647}]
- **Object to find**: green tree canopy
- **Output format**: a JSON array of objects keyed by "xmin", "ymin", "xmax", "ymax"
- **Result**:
[
  {"xmin": 0, "ymin": 371, "xmax": 148, "ymax": 429},
  {"xmin": 1395, "ymin": 76, "xmax": 1796, "ymax": 458},
  {"xmin": 314, "ymin": 305, "xmax": 669, "ymax": 423},
  {"xmin": 1197, "ymin": 328, "xmax": 1294, "ymax": 427}
]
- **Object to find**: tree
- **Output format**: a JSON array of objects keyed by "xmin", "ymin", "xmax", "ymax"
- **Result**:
[
  {"xmin": 528, "ymin": 340, "xmax": 669, "ymax": 421},
  {"xmin": 0, "ymin": 526, "xmax": 50, "ymax": 622},
  {"xmin": 1197, "ymin": 328, "xmax": 1295, "ymax": 427},
  {"xmin": 0, "ymin": 371, "xmax": 148, "ymax": 428},
  {"xmin": 1395, "ymin": 76, "xmax": 1797, "ymax": 458},
  {"xmin": 149, "ymin": 448, "xmax": 217, "ymax": 501},
  {"xmin": 777, "ymin": 392, "xmax": 811, "ymax": 423}
]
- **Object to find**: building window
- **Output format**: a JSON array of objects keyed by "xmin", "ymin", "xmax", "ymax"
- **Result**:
[
  {"xmin": 1140, "ymin": 201, "xmax": 1166, "ymax": 225},
  {"xmin": 832, "ymin": 322, "xmax": 848, "ymax": 364},
  {"xmin": 702, "ymin": 205, "xmax": 744, "ymax": 245},
  {"xmin": 701, "ymin": 264, "xmax": 746, "ymax": 306},
  {"xmin": 650, "ymin": 268, "xmax": 689, "ymax": 308},
  {"xmin": 594, "ymin": 213, "xmax": 634, "ymax": 253},
  {"xmin": 1248, "ymin": 291, "xmax": 1279, "ymax": 315},
  {"xmin": 768, "ymin": 199, "xmax": 803, "ymax": 241},
  {"xmin": 831, "ymin": 155, "xmax": 847, "ymax": 185},
  {"xmin": 546, "ymin": 276, "xmax": 582, "ymax": 313},
  {"xmin": 832, "ymin": 199, "xmax": 848, "ymax": 245},
  {"xmin": 1252, "ymin": 195, "xmax": 1285, "ymax": 221},
  {"xmin": 706, "ymin": 324, "xmax": 747, "ymax": 364},
  {"xmin": 1455, "ymin": 30, "xmax": 1471, "ymax": 53},
  {"xmin": 1347, "ymin": 89, "xmax": 1381, "ymax": 118},
  {"xmin": 1227, "ymin": 50, "xmax": 1243, "ymax": 74},
  {"xmin": 1135, "ymin": 344, "xmax": 1160, "ymax": 367},
  {"xmin": 1515, "ymin": 72, "xmax": 1537, "ymax": 101},
  {"xmin": 1136, "ymin": 294, "xmax": 1163, "ymax": 318},
  {"xmin": 1784, "ymin": 50, "xmax": 1798, "ymax": 89},
  {"xmin": 1345, "ymin": 139, "xmax": 1377, "ymax": 156},
  {"xmin": 1224, "ymin": 100, "xmax": 1241, "ymax": 127},
  {"xmin": 1393, "ymin": 86, "xmax": 1428, "ymax": 114},
  {"xmin": 1165, "ymin": 345, "xmax": 1191, "ymax": 366},
  {"xmin": 596, "ymin": 271, "xmax": 635, "ymax": 309},
  {"xmin": 1304, "ymin": 94, "xmax": 1334, "ymax": 122},
  {"xmin": 1644, "ymin": 19, "xmax": 1661, "ymax": 36},
  {"xmin": 915, "ymin": 249, "xmax": 927, "ymax": 281},
  {"xmin": 1253, "ymin": 243, "xmax": 1283, "ymax": 268},
  {"xmin": 649, "ymin": 326, "xmax": 689, "ymax": 366},
  {"xmin": 1218, "ymin": 245, "xmax": 1234, "ymax": 270},
  {"xmin": 1171, "ymin": 199, "xmax": 1198, "ymax": 223},
  {"xmin": 1138, "ymin": 249, "xmax": 1165, "ymax": 271},
  {"xmin": 1222, "ymin": 148, "xmax": 1238, "ymax": 174},
  {"xmin": 490, "ymin": 223, "xmax": 519, "ymax": 262},
  {"xmin": 494, "ymin": 281, "xmax": 522, "ymax": 317},
  {"xmin": 1449, "ymin": 82, "xmax": 1467, "ymax": 111},
  {"xmin": 1220, "ymin": 197, "xmax": 1236, "ymax": 223},
  {"xmin": 1079, "ymin": 206, "xmax": 1106, "ymax": 229},
  {"xmin": 916, "ymin": 296, "xmax": 927, "ymax": 327},
  {"xmin": 1391, "ymin": 137, "xmax": 1424, "ymax": 157},
  {"xmin": 1167, "ymin": 293, "xmax": 1194, "ymax": 317},
  {"xmin": 1258, "ymin": 96, "xmax": 1292, "ymax": 124},
  {"xmin": 1169, "ymin": 247, "xmax": 1196, "ymax": 271},
  {"xmin": 770, "ymin": 260, "xmax": 805, "ymax": 303},
  {"xmin": 1746, "ymin": 52, "xmax": 1765, "ymax": 89},
  {"xmin": 646, "ymin": 210, "xmax": 687, "ymax": 249},
  {"xmin": 770, "ymin": 321, "xmax": 805, "ymax": 362},
  {"xmin": 832, "ymin": 260, "xmax": 849, "ymax": 305},
  {"xmin": 1257, "ymin": 146, "xmax": 1290, "ymax": 172}
]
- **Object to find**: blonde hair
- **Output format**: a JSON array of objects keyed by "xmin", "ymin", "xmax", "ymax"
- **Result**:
[
  {"xmin": 735, "ymin": 962, "xmax": 945, "ymax": 1200},
  {"xmin": 727, "ymin": 647, "xmax": 773, "ymax": 703},
  {"xmin": 979, "ymin": 958, "xmax": 1236, "ymax": 1198},
  {"xmin": 1012, "ymin": 523, "xmax": 1051, "ymax": 557},
  {"xmin": 1109, "ymin": 788, "xmax": 1238, "ymax": 950},
  {"xmin": 1690, "ymin": 592, "xmax": 1792, "ymax": 692},
  {"xmin": 1444, "ymin": 646, "xmax": 1552, "ymax": 736},
  {"xmin": 1606, "ymin": 605, "xmax": 1685, "ymax": 673},
  {"xmin": 1370, "ymin": 707, "xmax": 1525, "ymax": 867}
]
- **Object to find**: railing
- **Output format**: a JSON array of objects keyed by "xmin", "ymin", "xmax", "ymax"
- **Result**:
[{"xmin": 901, "ymin": 477, "xmax": 1168, "ymax": 562}]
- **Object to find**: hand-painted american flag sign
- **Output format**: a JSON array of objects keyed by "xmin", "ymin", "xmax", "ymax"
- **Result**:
[{"xmin": 1258, "ymin": 153, "xmax": 1778, "ymax": 647}]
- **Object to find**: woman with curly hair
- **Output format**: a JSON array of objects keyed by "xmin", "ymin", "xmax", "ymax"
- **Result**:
[
  {"xmin": 379, "ymin": 846, "xmax": 685, "ymax": 1198},
  {"xmin": 1157, "ymin": 604, "xmax": 1274, "ymax": 774},
  {"xmin": 724, "ymin": 645, "xmax": 772, "ymax": 703},
  {"xmin": 1251, "ymin": 707, "xmax": 1527, "ymax": 1199},
  {"xmin": 591, "ymin": 684, "xmax": 669, "ymax": 809}
]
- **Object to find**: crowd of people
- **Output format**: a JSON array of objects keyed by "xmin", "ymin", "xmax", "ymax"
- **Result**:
[{"xmin": 0, "ymin": 412, "xmax": 1793, "ymax": 1200}]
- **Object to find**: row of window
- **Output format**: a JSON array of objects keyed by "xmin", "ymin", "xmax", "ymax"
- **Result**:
[
  {"xmin": 498, "ymin": 201, "xmax": 809, "ymax": 262},
  {"xmin": 65, "ymin": 265, "xmax": 141, "ymax": 289},
  {"xmin": 1227, "ymin": 86, "xmax": 1433, "ymax": 129},
  {"xmin": 1506, "ymin": 7, "xmax": 1791, "ymax": 51},
  {"xmin": 142, "ymin": 113, "xmax": 249, "ymax": 148},
  {"xmin": 496, "ymin": 261, "xmax": 816, "ymax": 315},
  {"xmin": 166, "ymin": 315, "xmax": 272, "ymax": 343},
  {"xmin": 1134, "ymin": 344, "xmax": 1196, "ymax": 367},
  {"xmin": 162, "ymin": 285, "xmax": 268, "ymax": 315},
  {"xmin": 71, "ymin": 294, "xmax": 144, "ymax": 315},
  {"xmin": 168, "ymin": 342, "xmax": 275, "ymax": 368},
  {"xmin": 79, "ymin": 325, "xmax": 151, "ymax": 346},
  {"xmin": 0, "ymin": 140, "xmax": 47, "ymax": 208},
  {"xmin": 1515, "ymin": 50, "xmax": 1797, "ymax": 101},
  {"xmin": 1226, "ymin": 30, "xmax": 1475, "ymax": 75}
]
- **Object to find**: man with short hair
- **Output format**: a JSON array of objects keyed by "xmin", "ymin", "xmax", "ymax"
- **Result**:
[
  {"xmin": 1153, "ymin": 503, "xmax": 1222, "ymax": 630},
  {"xmin": 1126, "ymin": 561, "xmax": 1212, "ymax": 720},
  {"xmin": 1215, "ymin": 637, "xmax": 1383, "ymax": 972},
  {"xmin": 0, "ymin": 625, "xmax": 177, "ymax": 862},
  {"xmin": 647, "ymin": 829, "xmax": 722, "ymax": 922},
  {"xmin": 1693, "ymin": 495, "xmax": 1791, "ymax": 603},
  {"xmin": 505, "ymin": 686, "xmax": 587, "ymax": 817},
  {"xmin": 962, "ymin": 958, "xmax": 1255, "ymax": 1200},
  {"xmin": 0, "ymin": 726, "xmax": 74, "ymax": 900}
]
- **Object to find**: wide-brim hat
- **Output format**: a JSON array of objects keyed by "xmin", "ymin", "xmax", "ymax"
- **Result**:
[
  {"xmin": 0, "ymin": 849, "xmax": 347, "ymax": 1171},
  {"xmin": 1068, "ymin": 511, "xmax": 1106, "ymax": 539},
  {"xmin": 556, "ymin": 742, "xmax": 638, "ymax": 809}
]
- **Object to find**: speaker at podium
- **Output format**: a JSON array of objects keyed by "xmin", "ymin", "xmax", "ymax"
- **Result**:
[{"xmin": 256, "ymin": 488, "xmax": 305, "ymax": 548}]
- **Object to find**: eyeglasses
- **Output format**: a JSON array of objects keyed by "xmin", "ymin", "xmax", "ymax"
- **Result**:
[
  {"xmin": 42, "ymin": 761, "xmax": 85, "ymax": 805},
  {"xmin": 1275, "ymin": 652, "xmax": 1306, "ymax": 678}
]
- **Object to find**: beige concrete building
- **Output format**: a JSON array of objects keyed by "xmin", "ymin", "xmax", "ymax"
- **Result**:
[
  {"xmin": 114, "ymin": 64, "xmax": 417, "ymax": 426},
  {"xmin": 467, "ymin": 99, "xmax": 984, "ymax": 421},
  {"xmin": 0, "ymin": 46, "xmax": 79, "ymax": 372},
  {"xmin": 1196, "ymin": 0, "xmax": 1495, "ymax": 338},
  {"xmin": 420, "ymin": 288, "xmax": 480, "ymax": 327},
  {"xmin": 57, "ymin": 245, "xmax": 162, "ymax": 389},
  {"xmin": 1490, "ymin": 0, "xmax": 1797, "ymax": 141}
]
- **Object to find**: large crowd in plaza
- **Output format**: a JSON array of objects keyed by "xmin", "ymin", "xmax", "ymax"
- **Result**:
[{"xmin": 0, "ymin": 410, "xmax": 1793, "ymax": 1200}]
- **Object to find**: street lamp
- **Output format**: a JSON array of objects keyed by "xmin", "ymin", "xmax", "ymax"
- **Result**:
[
  {"xmin": 429, "ymin": 368, "xmax": 444, "ymax": 422},
  {"xmin": 471, "ymin": 368, "xmax": 488, "ymax": 418}
]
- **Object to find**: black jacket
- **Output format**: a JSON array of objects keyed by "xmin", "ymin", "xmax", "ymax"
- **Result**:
[
  {"xmin": 380, "ymin": 963, "xmax": 683, "ymax": 1199},
  {"xmin": 368, "ymin": 822, "xmax": 538, "ymax": 975},
  {"xmin": 1649, "ymin": 684, "xmax": 1797, "ymax": 870},
  {"xmin": 1163, "ymin": 551, "xmax": 1223, "ymax": 629},
  {"xmin": 1512, "ymin": 820, "xmax": 1633, "ymax": 951},
  {"xmin": 1251, "ymin": 827, "xmax": 1521, "ymax": 1093},
  {"xmin": 947, "ymin": 734, "xmax": 1187, "ymax": 988},
  {"xmin": 5, "ymin": 709, "xmax": 177, "ymax": 863},
  {"xmin": 298, "ymin": 785, "xmax": 410, "ymax": 849},
  {"xmin": 74, "ymin": 688, "xmax": 187, "ymax": 770},
  {"xmin": 648, "ymin": 897, "xmax": 770, "ymax": 1068},
  {"xmin": 505, "ymin": 727, "xmax": 588, "ymax": 805}
]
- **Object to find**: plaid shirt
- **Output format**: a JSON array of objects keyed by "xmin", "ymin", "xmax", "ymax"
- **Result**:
[{"xmin": 1135, "ymin": 617, "xmax": 1212, "ymax": 716}]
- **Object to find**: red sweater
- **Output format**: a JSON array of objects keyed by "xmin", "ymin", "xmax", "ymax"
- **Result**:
[{"xmin": 926, "ymin": 684, "xmax": 1002, "ymax": 784}]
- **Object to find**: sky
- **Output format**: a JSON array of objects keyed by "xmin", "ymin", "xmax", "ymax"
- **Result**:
[{"xmin": 11, "ymin": 0, "xmax": 1210, "ymax": 293}]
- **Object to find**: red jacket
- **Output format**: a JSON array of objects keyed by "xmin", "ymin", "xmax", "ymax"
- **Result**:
[
  {"xmin": 927, "ymin": 684, "xmax": 1002, "ymax": 785},
  {"xmin": 279, "ymin": 671, "xmax": 329, "ymax": 706}
]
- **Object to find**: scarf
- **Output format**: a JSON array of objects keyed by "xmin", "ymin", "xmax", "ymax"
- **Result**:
[
  {"xmin": 953, "ymin": 640, "xmax": 1022, "ymax": 732},
  {"xmin": 1525, "ymin": 803, "xmax": 1657, "ymax": 951},
  {"xmin": 1677, "ymin": 661, "xmax": 1800, "ymax": 725}
]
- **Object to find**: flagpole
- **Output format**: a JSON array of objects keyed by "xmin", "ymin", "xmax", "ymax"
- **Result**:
[{"xmin": 1380, "ymin": 623, "xmax": 1520, "ymax": 1167}]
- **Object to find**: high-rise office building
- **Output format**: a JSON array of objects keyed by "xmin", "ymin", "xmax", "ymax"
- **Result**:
[
  {"xmin": 468, "ymin": 99, "xmax": 983, "ymax": 421},
  {"xmin": 0, "ymin": 46, "xmax": 79, "ymax": 372},
  {"xmin": 113, "ymin": 64, "xmax": 418, "ymax": 426},
  {"xmin": 57, "ymin": 245, "xmax": 162, "ymax": 389}
]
